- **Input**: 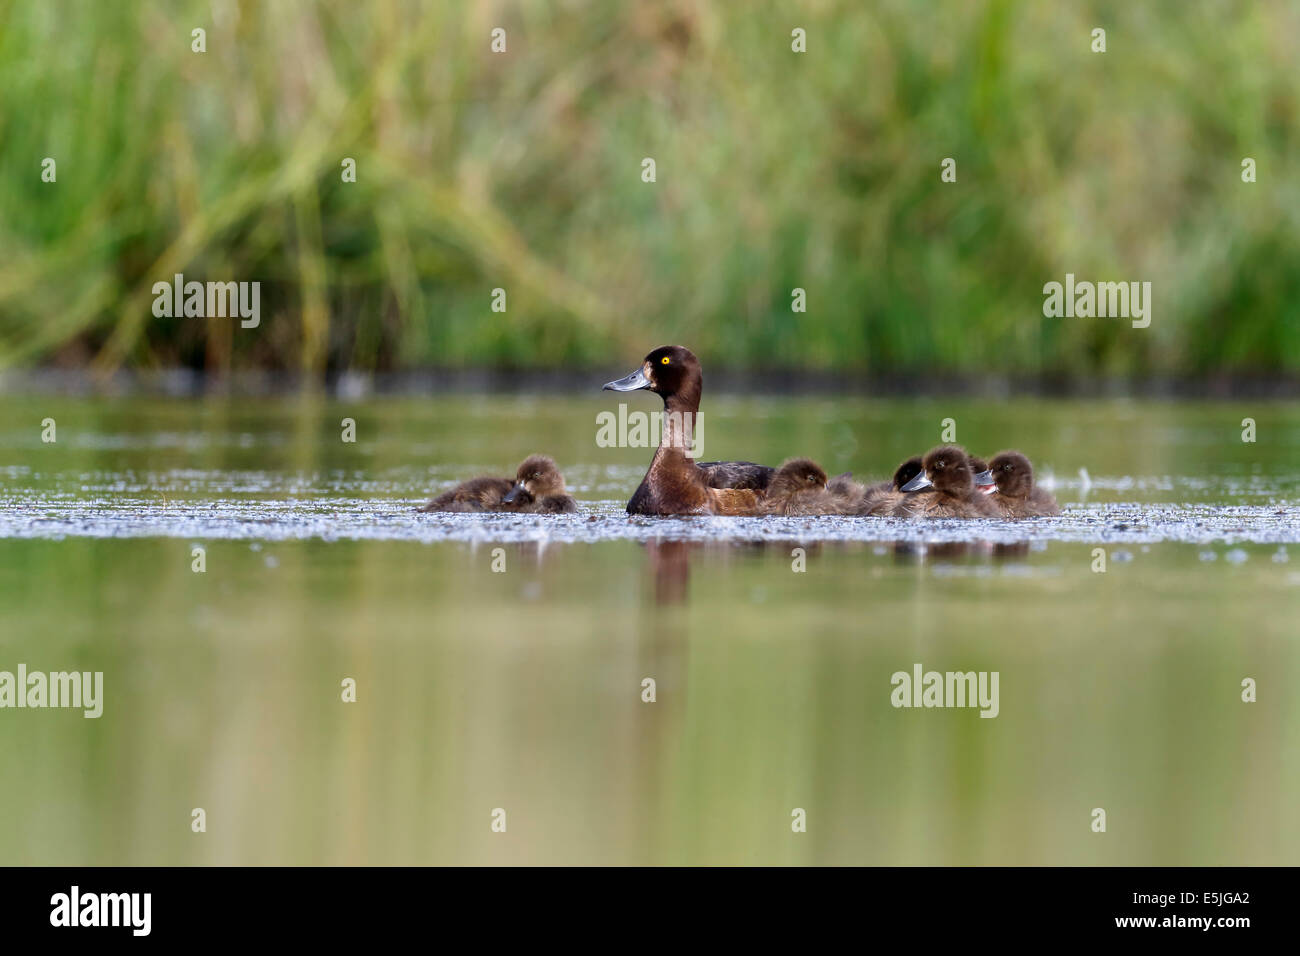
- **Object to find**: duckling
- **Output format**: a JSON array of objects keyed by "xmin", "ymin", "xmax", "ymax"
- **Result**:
[
  {"xmin": 762, "ymin": 459, "xmax": 826, "ymax": 514},
  {"xmin": 419, "ymin": 475, "xmax": 512, "ymax": 513},
  {"xmin": 857, "ymin": 455, "xmax": 924, "ymax": 515},
  {"xmin": 890, "ymin": 445, "xmax": 1000, "ymax": 518},
  {"xmin": 755, "ymin": 459, "xmax": 867, "ymax": 515},
  {"xmin": 603, "ymin": 345, "xmax": 772, "ymax": 515},
  {"xmin": 420, "ymin": 454, "xmax": 577, "ymax": 514},
  {"xmin": 986, "ymin": 451, "xmax": 1060, "ymax": 517}
]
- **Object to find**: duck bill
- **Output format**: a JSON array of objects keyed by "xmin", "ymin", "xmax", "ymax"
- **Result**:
[
  {"xmin": 900, "ymin": 471, "xmax": 933, "ymax": 492},
  {"xmin": 973, "ymin": 469, "xmax": 995, "ymax": 487},
  {"xmin": 502, "ymin": 482, "xmax": 527, "ymax": 504},
  {"xmin": 603, "ymin": 366, "xmax": 652, "ymax": 392}
]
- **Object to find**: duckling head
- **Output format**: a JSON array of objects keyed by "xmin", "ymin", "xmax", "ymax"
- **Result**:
[
  {"xmin": 902, "ymin": 445, "xmax": 975, "ymax": 497},
  {"xmin": 989, "ymin": 451, "xmax": 1035, "ymax": 499},
  {"xmin": 892, "ymin": 455, "xmax": 923, "ymax": 491},
  {"xmin": 768, "ymin": 458, "xmax": 829, "ymax": 497},
  {"xmin": 504, "ymin": 454, "xmax": 566, "ymax": 503}
]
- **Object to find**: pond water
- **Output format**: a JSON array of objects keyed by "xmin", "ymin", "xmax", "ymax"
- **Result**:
[{"xmin": 0, "ymin": 394, "xmax": 1297, "ymax": 864}]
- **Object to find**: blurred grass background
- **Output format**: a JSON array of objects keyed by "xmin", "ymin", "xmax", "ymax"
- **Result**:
[{"xmin": 1, "ymin": 0, "xmax": 1297, "ymax": 380}]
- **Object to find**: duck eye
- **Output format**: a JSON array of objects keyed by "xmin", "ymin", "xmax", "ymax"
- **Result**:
[{"xmin": 661, "ymin": 356, "xmax": 671, "ymax": 365}]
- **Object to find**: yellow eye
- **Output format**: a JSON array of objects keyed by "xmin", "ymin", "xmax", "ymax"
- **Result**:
[{"xmin": 661, "ymin": 356, "xmax": 670, "ymax": 364}]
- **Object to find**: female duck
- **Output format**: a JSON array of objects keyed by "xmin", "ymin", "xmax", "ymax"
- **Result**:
[
  {"xmin": 420, "ymin": 454, "xmax": 578, "ymax": 514},
  {"xmin": 603, "ymin": 345, "xmax": 768, "ymax": 515},
  {"xmin": 985, "ymin": 451, "xmax": 1060, "ymax": 517},
  {"xmin": 890, "ymin": 446, "xmax": 999, "ymax": 518}
]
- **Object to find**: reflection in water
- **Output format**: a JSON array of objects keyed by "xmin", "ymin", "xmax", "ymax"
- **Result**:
[
  {"xmin": 890, "ymin": 539, "xmax": 1035, "ymax": 563},
  {"xmin": 645, "ymin": 537, "xmax": 1036, "ymax": 603},
  {"xmin": 647, "ymin": 539, "xmax": 692, "ymax": 605}
]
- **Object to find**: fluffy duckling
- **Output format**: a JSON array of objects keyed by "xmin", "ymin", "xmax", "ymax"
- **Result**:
[
  {"xmin": 758, "ymin": 459, "xmax": 867, "ymax": 515},
  {"xmin": 420, "ymin": 454, "xmax": 577, "ymax": 514},
  {"xmin": 760, "ymin": 458, "xmax": 829, "ymax": 514},
  {"xmin": 985, "ymin": 451, "xmax": 1060, "ymax": 517},
  {"xmin": 890, "ymin": 445, "xmax": 999, "ymax": 518}
]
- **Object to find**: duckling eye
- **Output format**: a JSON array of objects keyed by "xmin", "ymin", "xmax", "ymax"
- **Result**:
[{"xmin": 661, "ymin": 356, "xmax": 671, "ymax": 365}]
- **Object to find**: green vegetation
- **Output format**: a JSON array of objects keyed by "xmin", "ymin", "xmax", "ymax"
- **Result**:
[{"xmin": 1, "ymin": 0, "xmax": 1297, "ymax": 377}]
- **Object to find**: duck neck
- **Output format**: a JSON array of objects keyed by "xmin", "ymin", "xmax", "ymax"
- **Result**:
[{"xmin": 658, "ymin": 385, "xmax": 702, "ymax": 463}]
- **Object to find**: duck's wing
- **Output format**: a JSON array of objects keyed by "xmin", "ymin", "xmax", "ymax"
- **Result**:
[{"xmin": 696, "ymin": 460, "xmax": 776, "ymax": 490}]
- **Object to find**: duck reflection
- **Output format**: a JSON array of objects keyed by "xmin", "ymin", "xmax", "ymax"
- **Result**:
[
  {"xmin": 647, "ymin": 539, "xmax": 694, "ymax": 604},
  {"xmin": 644, "ymin": 538, "xmax": 833, "ymax": 606}
]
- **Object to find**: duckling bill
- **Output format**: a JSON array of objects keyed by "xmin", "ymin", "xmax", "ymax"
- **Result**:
[
  {"xmin": 420, "ymin": 454, "xmax": 577, "ymax": 513},
  {"xmin": 984, "ymin": 451, "xmax": 1060, "ymax": 517}
]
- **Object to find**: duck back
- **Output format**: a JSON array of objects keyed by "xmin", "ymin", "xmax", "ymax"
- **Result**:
[{"xmin": 697, "ymin": 460, "xmax": 776, "ymax": 490}]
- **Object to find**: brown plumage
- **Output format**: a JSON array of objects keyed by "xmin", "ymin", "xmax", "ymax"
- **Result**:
[
  {"xmin": 604, "ymin": 345, "xmax": 772, "ymax": 516},
  {"xmin": 420, "ymin": 454, "xmax": 577, "ymax": 514},
  {"xmin": 755, "ymin": 459, "xmax": 869, "ymax": 516},
  {"xmin": 857, "ymin": 455, "xmax": 924, "ymax": 515},
  {"xmin": 420, "ymin": 475, "xmax": 513, "ymax": 513},
  {"xmin": 889, "ymin": 445, "xmax": 1000, "ymax": 518},
  {"xmin": 985, "ymin": 451, "xmax": 1060, "ymax": 517},
  {"xmin": 761, "ymin": 459, "xmax": 829, "ymax": 515},
  {"xmin": 697, "ymin": 460, "xmax": 776, "ymax": 490}
]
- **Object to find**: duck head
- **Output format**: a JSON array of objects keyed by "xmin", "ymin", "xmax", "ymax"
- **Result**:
[
  {"xmin": 603, "ymin": 345, "xmax": 702, "ymax": 409},
  {"xmin": 768, "ymin": 458, "xmax": 829, "ymax": 498},
  {"xmin": 901, "ymin": 445, "xmax": 977, "ymax": 497},
  {"xmin": 503, "ymin": 454, "xmax": 566, "ymax": 504},
  {"xmin": 892, "ymin": 455, "xmax": 924, "ymax": 491},
  {"xmin": 989, "ymin": 451, "xmax": 1034, "ymax": 499}
]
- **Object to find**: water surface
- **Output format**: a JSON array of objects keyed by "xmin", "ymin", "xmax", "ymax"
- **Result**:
[{"xmin": 0, "ymin": 395, "xmax": 1296, "ymax": 864}]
